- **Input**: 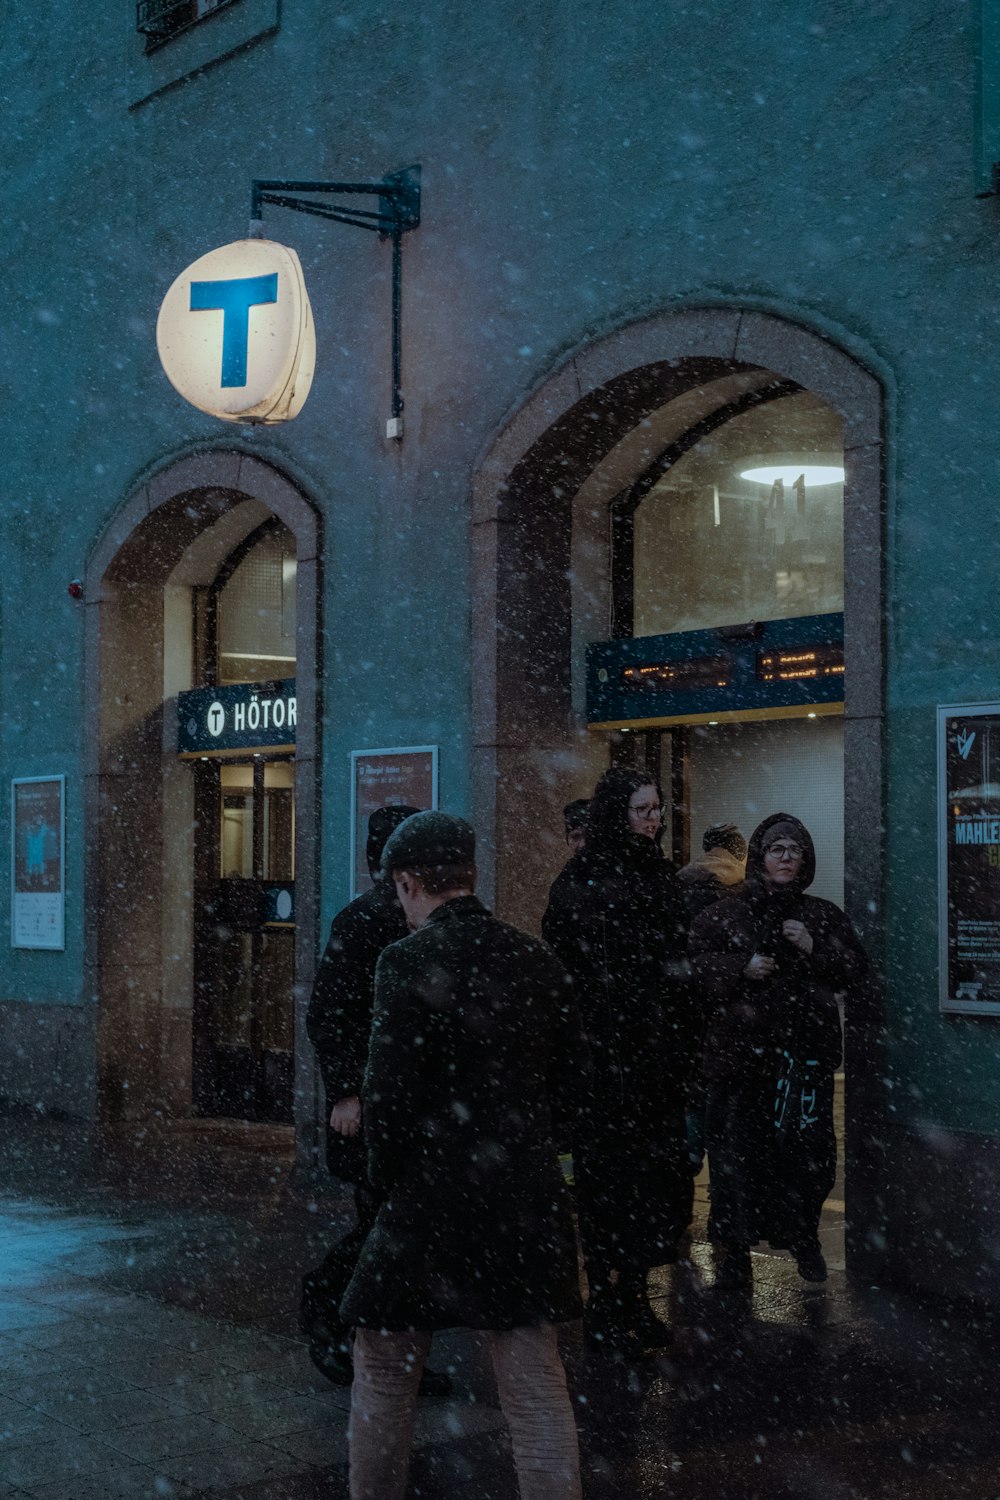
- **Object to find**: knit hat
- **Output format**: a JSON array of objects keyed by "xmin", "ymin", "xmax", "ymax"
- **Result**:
[
  {"xmin": 366, "ymin": 805, "xmax": 422, "ymax": 879},
  {"xmin": 702, "ymin": 822, "xmax": 748, "ymax": 861},
  {"xmin": 381, "ymin": 810, "xmax": 476, "ymax": 874}
]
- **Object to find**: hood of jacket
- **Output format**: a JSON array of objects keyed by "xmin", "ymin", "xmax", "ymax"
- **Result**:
[
  {"xmin": 745, "ymin": 812, "xmax": 816, "ymax": 895},
  {"xmin": 585, "ymin": 767, "xmax": 665, "ymax": 859},
  {"xmin": 677, "ymin": 847, "xmax": 746, "ymax": 887}
]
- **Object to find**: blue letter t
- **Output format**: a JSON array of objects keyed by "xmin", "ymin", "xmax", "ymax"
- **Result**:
[{"xmin": 189, "ymin": 272, "xmax": 279, "ymax": 387}]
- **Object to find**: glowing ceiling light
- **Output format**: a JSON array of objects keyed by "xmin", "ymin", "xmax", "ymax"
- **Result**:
[{"xmin": 740, "ymin": 465, "xmax": 845, "ymax": 487}]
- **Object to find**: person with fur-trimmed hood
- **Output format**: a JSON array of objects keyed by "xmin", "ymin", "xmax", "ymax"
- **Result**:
[
  {"xmin": 676, "ymin": 821, "xmax": 748, "ymax": 922},
  {"xmin": 688, "ymin": 812, "xmax": 869, "ymax": 1289}
]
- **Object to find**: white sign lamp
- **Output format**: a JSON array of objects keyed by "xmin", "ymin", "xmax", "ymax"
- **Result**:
[
  {"xmin": 156, "ymin": 167, "xmax": 420, "ymax": 440},
  {"xmin": 157, "ymin": 238, "xmax": 315, "ymax": 424}
]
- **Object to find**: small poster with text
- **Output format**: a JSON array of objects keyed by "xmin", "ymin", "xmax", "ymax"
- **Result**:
[
  {"xmin": 11, "ymin": 776, "xmax": 65, "ymax": 951},
  {"xmin": 939, "ymin": 704, "xmax": 1000, "ymax": 1014},
  {"xmin": 350, "ymin": 747, "xmax": 438, "ymax": 899}
]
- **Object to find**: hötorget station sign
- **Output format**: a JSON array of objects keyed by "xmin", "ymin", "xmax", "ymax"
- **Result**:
[{"xmin": 178, "ymin": 680, "xmax": 297, "ymax": 757}]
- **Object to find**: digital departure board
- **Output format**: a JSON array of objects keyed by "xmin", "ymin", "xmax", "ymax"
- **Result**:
[
  {"xmin": 586, "ymin": 611, "xmax": 845, "ymax": 728},
  {"xmin": 757, "ymin": 644, "xmax": 844, "ymax": 683},
  {"xmin": 623, "ymin": 656, "xmax": 732, "ymax": 692}
]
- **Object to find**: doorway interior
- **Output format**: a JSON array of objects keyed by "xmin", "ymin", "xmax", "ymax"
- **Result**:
[{"xmin": 90, "ymin": 455, "xmax": 320, "ymax": 1148}]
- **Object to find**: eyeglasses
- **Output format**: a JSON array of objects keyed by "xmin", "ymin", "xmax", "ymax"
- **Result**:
[
  {"xmin": 629, "ymin": 803, "xmax": 662, "ymax": 821},
  {"xmin": 765, "ymin": 842, "xmax": 804, "ymax": 861}
]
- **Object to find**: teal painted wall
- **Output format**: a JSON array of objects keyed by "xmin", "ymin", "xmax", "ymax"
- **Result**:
[{"xmin": 4, "ymin": 2, "xmax": 1000, "ymax": 1140}]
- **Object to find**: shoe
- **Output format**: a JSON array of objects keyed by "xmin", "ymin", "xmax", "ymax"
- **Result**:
[
  {"xmin": 632, "ymin": 1303, "xmax": 673, "ymax": 1350},
  {"xmin": 418, "ymin": 1365, "xmax": 453, "ymax": 1398},
  {"xmin": 715, "ymin": 1246, "xmax": 752, "ymax": 1290},
  {"xmin": 583, "ymin": 1298, "xmax": 651, "ymax": 1361},
  {"xmin": 309, "ymin": 1329, "xmax": 354, "ymax": 1386},
  {"xmin": 792, "ymin": 1241, "xmax": 828, "ymax": 1283}
]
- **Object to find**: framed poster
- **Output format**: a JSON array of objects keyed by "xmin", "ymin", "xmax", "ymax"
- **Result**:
[
  {"xmin": 938, "ymin": 704, "xmax": 1000, "ymax": 1014},
  {"xmin": 350, "ymin": 746, "xmax": 438, "ymax": 899},
  {"xmin": 11, "ymin": 776, "xmax": 65, "ymax": 951}
]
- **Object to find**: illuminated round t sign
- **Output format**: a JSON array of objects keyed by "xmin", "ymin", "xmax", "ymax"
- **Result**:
[{"xmin": 156, "ymin": 239, "xmax": 315, "ymax": 424}]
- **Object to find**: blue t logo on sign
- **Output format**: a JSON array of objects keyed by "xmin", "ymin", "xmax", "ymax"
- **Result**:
[{"xmin": 189, "ymin": 272, "xmax": 279, "ymax": 387}]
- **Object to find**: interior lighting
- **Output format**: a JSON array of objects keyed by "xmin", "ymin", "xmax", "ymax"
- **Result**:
[
  {"xmin": 807, "ymin": 712, "xmax": 818, "ymax": 719},
  {"xmin": 740, "ymin": 464, "xmax": 844, "ymax": 487}
]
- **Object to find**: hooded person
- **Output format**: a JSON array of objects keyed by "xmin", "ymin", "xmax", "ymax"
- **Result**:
[
  {"xmin": 676, "ymin": 822, "xmax": 748, "ymax": 923},
  {"xmin": 301, "ymin": 804, "xmax": 449, "ymax": 1396},
  {"xmin": 341, "ymin": 810, "xmax": 584, "ymax": 1500},
  {"xmin": 542, "ymin": 766, "xmax": 697, "ymax": 1357},
  {"xmin": 688, "ymin": 812, "xmax": 869, "ymax": 1288}
]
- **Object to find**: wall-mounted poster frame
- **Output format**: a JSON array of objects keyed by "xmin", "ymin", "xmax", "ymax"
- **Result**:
[
  {"xmin": 11, "ymin": 775, "xmax": 65, "ymax": 951},
  {"xmin": 349, "ymin": 746, "xmax": 438, "ymax": 899},
  {"xmin": 938, "ymin": 703, "xmax": 1000, "ymax": 1015}
]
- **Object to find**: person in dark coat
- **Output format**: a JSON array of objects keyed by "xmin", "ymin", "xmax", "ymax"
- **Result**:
[
  {"xmin": 676, "ymin": 821, "xmax": 748, "ymax": 923},
  {"xmin": 341, "ymin": 811, "xmax": 583, "ymax": 1500},
  {"xmin": 676, "ymin": 822, "xmax": 748, "ymax": 1170},
  {"xmin": 688, "ymin": 812, "xmax": 869, "ymax": 1288},
  {"xmin": 563, "ymin": 798, "xmax": 590, "ymax": 857},
  {"xmin": 542, "ymin": 766, "xmax": 695, "ymax": 1356},
  {"xmin": 302, "ymin": 803, "xmax": 448, "ymax": 1395}
]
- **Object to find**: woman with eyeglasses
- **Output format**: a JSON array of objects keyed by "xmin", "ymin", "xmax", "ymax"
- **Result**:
[
  {"xmin": 542, "ymin": 767, "xmax": 696, "ymax": 1357},
  {"xmin": 688, "ymin": 812, "xmax": 869, "ymax": 1290}
]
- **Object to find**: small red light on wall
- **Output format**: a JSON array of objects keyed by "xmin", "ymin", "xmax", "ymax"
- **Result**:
[{"xmin": 67, "ymin": 580, "xmax": 84, "ymax": 600}]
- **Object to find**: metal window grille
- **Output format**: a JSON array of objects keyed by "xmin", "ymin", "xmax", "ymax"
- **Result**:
[{"xmin": 136, "ymin": 0, "xmax": 236, "ymax": 44}]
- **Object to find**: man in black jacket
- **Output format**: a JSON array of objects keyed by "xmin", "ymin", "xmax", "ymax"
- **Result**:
[
  {"xmin": 302, "ymin": 804, "xmax": 449, "ymax": 1395},
  {"xmin": 342, "ymin": 811, "xmax": 583, "ymax": 1500}
]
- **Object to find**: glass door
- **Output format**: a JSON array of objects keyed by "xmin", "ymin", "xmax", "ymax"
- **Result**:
[{"xmin": 193, "ymin": 758, "xmax": 295, "ymax": 1122}]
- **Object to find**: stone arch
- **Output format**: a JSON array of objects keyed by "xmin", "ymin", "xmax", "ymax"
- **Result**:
[
  {"xmin": 470, "ymin": 305, "xmax": 886, "ymax": 1275},
  {"xmin": 82, "ymin": 449, "xmax": 322, "ymax": 1154},
  {"xmin": 471, "ymin": 306, "xmax": 883, "ymax": 944}
]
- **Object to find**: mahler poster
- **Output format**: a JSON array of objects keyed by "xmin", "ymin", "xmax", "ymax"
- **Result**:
[
  {"xmin": 939, "ymin": 705, "xmax": 1000, "ymax": 1015},
  {"xmin": 11, "ymin": 776, "xmax": 65, "ymax": 951}
]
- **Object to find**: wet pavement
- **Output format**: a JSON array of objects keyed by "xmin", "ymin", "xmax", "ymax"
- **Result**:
[{"xmin": 0, "ymin": 1107, "xmax": 998, "ymax": 1499}]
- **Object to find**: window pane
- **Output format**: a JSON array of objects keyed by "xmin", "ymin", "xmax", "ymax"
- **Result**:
[
  {"xmin": 633, "ymin": 391, "xmax": 844, "ymax": 637},
  {"xmin": 217, "ymin": 527, "xmax": 297, "ymax": 685}
]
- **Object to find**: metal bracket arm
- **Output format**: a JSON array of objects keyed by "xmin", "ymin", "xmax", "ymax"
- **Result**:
[{"xmin": 248, "ymin": 166, "xmax": 421, "ymax": 432}]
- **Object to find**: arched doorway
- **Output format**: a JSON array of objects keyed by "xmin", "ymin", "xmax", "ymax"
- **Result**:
[
  {"xmin": 471, "ymin": 307, "xmax": 885, "ymax": 1273},
  {"xmin": 83, "ymin": 451, "xmax": 321, "ymax": 1154}
]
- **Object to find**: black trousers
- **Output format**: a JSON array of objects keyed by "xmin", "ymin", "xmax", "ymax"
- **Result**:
[{"xmin": 301, "ymin": 1181, "xmax": 380, "ymax": 1335}]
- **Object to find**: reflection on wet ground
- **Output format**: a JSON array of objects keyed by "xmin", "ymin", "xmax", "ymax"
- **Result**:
[{"xmin": 0, "ymin": 1112, "xmax": 997, "ymax": 1498}]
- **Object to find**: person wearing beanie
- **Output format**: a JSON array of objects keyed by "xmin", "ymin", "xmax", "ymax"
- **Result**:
[
  {"xmin": 676, "ymin": 823, "xmax": 749, "ymax": 1173},
  {"xmin": 688, "ymin": 812, "xmax": 869, "ymax": 1290},
  {"xmin": 676, "ymin": 822, "xmax": 748, "ymax": 924},
  {"xmin": 341, "ymin": 810, "xmax": 584, "ymax": 1500},
  {"xmin": 542, "ymin": 766, "xmax": 696, "ymax": 1358},
  {"xmin": 301, "ymin": 804, "xmax": 450, "ymax": 1397}
]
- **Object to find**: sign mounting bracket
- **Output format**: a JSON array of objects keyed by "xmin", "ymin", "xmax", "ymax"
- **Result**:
[{"xmin": 248, "ymin": 166, "xmax": 421, "ymax": 440}]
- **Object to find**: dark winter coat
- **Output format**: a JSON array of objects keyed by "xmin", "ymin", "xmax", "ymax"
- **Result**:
[
  {"xmin": 688, "ymin": 812, "xmax": 869, "ymax": 1247},
  {"xmin": 340, "ymin": 896, "xmax": 584, "ymax": 1332},
  {"xmin": 542, "ymin": 784, "xmax": 697, "ymax": 1270},
  {"xmin": 676, "ymin": 847, "xmax": 747, "ymax": 926},
  {"xmin": 305, "ymin": 878, "xmax": 407, "ymax": 1183}
]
